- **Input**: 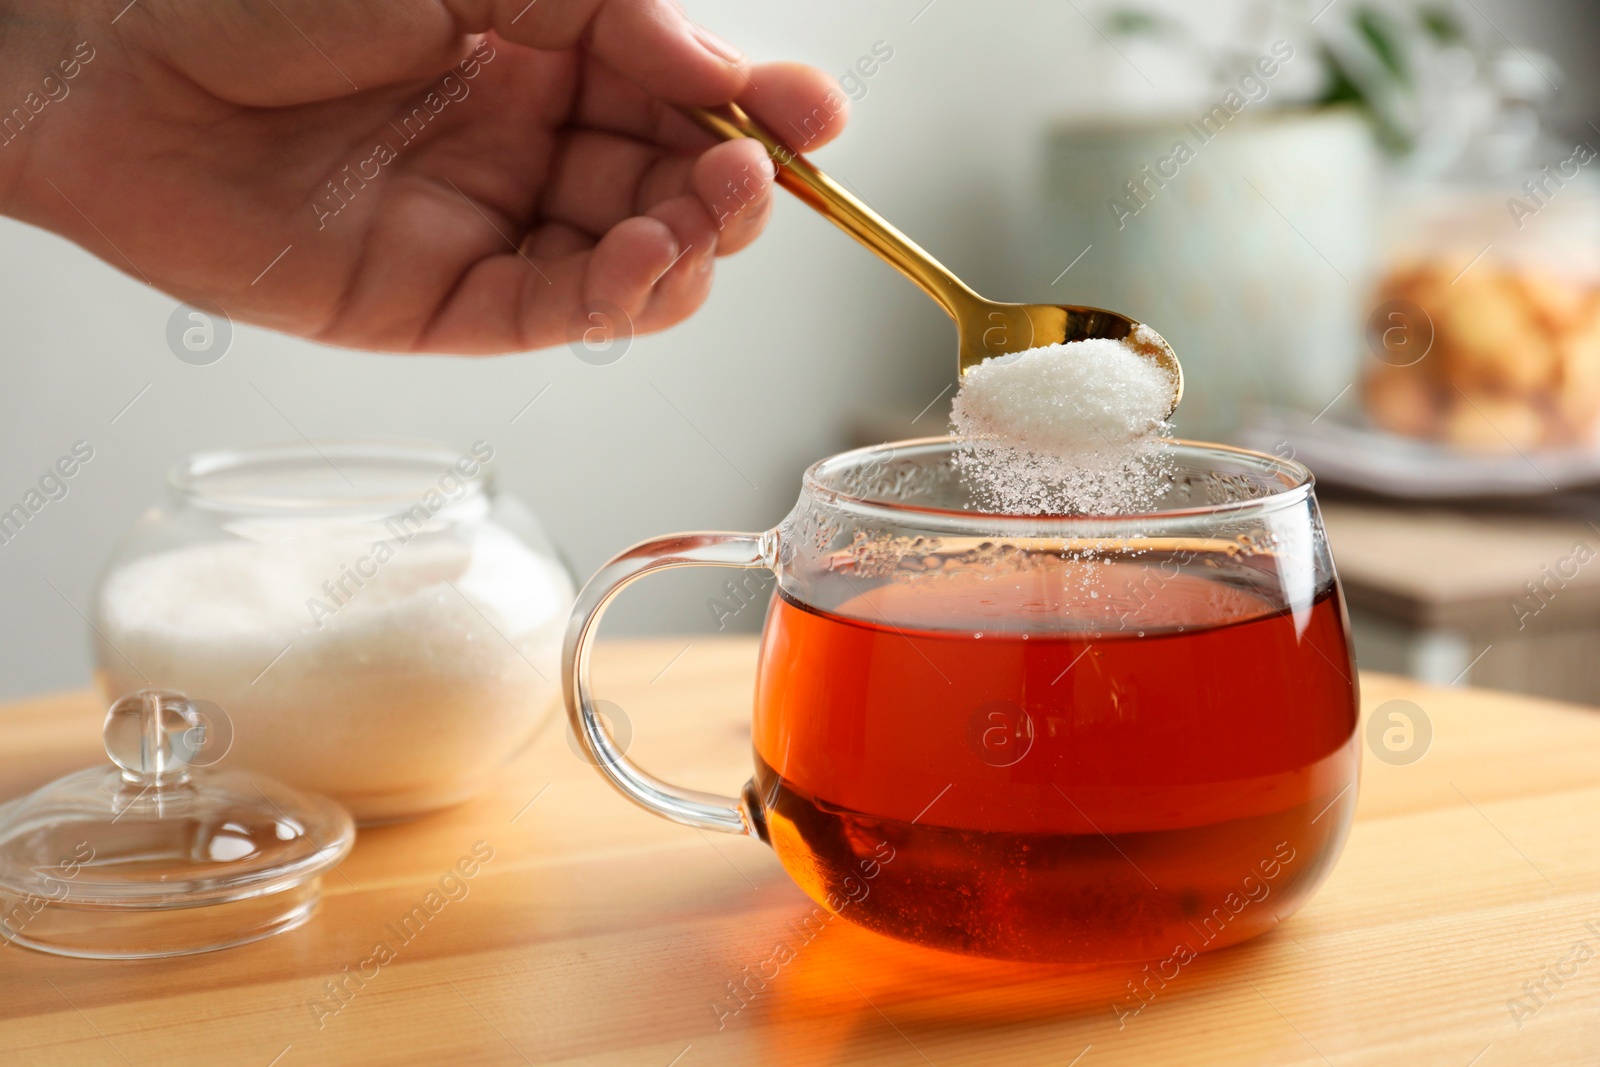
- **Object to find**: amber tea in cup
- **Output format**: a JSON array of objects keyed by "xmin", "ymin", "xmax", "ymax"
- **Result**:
[{"xmin": 564, "ymin": 439, "xmax": 1359, "ymax": 963}]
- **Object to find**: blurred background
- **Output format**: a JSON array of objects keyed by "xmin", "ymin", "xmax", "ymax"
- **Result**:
[{"xmin": 2, "ymin": 0, "xmax": 1600, "ymax": 703}]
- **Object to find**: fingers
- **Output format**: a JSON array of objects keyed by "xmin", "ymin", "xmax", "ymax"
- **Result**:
[
  {"xmin": 631, "ymin": 195, "xmax": 719, "ymax": 330},
  {"xmin": 163, "ymin": 0, "xmax": 759, "ymax": 110},
  {"xmin": 690, "ymin": 139, "xmax": 775, "ymax": 256},
  {"xmin": 572, "ymin": 59, "xmax": 851, "ymax": 154},
  {"xmin": 735, "ymin": 62, "xmax": 851, "ymax": 153},
  {"xmin": 381, "ymin": 181, "xmax": 722, "ymax": 354},
  {"xmin": 445, "ymin": 0, "xmax": 751, "ymax": 105},
  {"xmin": 538, "ymin": 131, "xmax": 688, "ymax": 236},
  {"xmin": 581, "ymin": 215, "xmax": 680, "ymax": 318},
  {"xmin": 548, "ymin": 58, "xmax": 846, "ymax": 258},
  {"xmin": 238, "ymin": 0, "xmax": 848, "ymax": 354},
  {"xmin": 539, "ymin": 135, "xmax": 775, "ymax": 255},
  {"xmin": 519, "ymin": 221, "xmax": 594, "ymax": 259},
  {"xmin": 545, "ymin": 194, "xmax": 719, "ymax": 339}
]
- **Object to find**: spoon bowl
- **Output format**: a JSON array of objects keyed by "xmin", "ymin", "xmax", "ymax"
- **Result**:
[{"xmin": 684, "ymin": 104, "xmax": 1183, "ymax": 415}]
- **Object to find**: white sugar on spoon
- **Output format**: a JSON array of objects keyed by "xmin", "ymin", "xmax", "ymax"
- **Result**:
[
  {"xmin": 951, "ymin": 327, "xmax": 1178, "ymax": 516},
  {"xmin": 952, "ymin": 328, "xmax": 1175, "ymax": 455}
]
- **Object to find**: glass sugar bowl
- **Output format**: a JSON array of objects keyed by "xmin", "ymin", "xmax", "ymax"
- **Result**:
[{"xmin": 89, "ymin": 441, "xmax": 574, "ymax": 824}]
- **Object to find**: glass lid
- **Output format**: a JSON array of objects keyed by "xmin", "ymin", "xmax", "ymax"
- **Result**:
[{"xmin": 0, "ymin": 690, "xmax": 355, "ymax": 959}]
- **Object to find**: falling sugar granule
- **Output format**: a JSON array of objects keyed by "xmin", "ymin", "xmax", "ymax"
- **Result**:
[{"xmin": 950, "ymin": 330, "xmax": 1176, "ymax": 515}]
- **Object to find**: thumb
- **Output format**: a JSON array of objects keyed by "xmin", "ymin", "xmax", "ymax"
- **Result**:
[{"xmin": 447, "ymin": 0, "xmax": 751, "ymax": 104}]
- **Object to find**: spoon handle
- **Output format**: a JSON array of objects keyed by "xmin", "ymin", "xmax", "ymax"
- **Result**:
[{"xmin": 680, "ymin": 103, "xmax": 981, "ymax": 321}]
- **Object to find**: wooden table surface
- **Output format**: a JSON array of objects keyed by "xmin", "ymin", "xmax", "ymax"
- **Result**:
[{"xmin": 1, "ymin": 638, "xmax": 1597, "ymax": 1066}]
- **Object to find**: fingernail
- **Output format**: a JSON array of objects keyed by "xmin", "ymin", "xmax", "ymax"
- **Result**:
[
  {"xmin": 651, "ymin": 236, "xmax": 682, "ymax": 286},
  {"xmin": 692, "ymin": 25, "xmax": 745, "ymax": 66}
]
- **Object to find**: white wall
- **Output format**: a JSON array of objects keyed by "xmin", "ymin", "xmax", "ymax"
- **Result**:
[{"xmin": 0, "ymin": 0, "xmax": 1584, "ymax": 698}]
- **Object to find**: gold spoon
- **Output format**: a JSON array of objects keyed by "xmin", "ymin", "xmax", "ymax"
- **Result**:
[{"xmin": 683, "ymin": 103, "xmax": 1182, "ymax": 413}]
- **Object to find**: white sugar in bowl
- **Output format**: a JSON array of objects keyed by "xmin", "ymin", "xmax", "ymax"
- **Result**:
[{"xmin": 90, "ymin": 441, "xmax": 574, "ymax": 824}]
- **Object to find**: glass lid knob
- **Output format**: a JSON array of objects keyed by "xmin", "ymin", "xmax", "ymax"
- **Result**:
[{"xmin": 103, "ymin": 689, "xmax": 205, "ymax": 786}]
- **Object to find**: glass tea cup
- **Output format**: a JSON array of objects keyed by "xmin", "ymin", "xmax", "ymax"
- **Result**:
[{"xmin": 564, "ymin": 438, "xmax": 1360, "ymax": 963}]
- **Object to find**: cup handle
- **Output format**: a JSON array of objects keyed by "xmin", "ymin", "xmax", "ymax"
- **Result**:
[{"xmin": 563, "ymin": 531, "xmax": 775, "ymax": 836}]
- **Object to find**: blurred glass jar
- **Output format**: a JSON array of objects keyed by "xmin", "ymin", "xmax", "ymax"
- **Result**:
[
  {"xmin": 1041, "ymin": 110, "xmax": 1376, "ymax": 440},
  {"xmin": 89, "ymin": 441, "xmax": 574, "ymax": 824},
  {"xmin": 1364, "ymin": 156, "xmax": 1600, "ymax": 450}
]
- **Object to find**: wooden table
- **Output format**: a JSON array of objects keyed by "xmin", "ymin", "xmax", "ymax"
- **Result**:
[{"xmin": 1, "ymin": 638, "xmax": 1597, "ymax": 1066}]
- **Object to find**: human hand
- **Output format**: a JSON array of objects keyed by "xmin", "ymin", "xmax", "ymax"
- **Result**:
[{"xmin": 0, "ymin": 0, "xmax": 847, "ymax": 353}]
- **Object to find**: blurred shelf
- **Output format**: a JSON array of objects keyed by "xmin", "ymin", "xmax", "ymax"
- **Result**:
[{"xmin": 1323, "ymin": 500, "xmax": 1600, "ymax": 705}]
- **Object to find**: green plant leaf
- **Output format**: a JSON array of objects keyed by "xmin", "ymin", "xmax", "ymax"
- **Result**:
[
  {"xmin": 1419, "ymin": 6, "xmax": 1465, "ymax": 44},
  {"xmin": 1356, "ymin": 6, "xmax": 1411, "ymax": 85},
  {"xmin": 1103, "ymin": 8, "xmax": 1167, "ymax": 37}
]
